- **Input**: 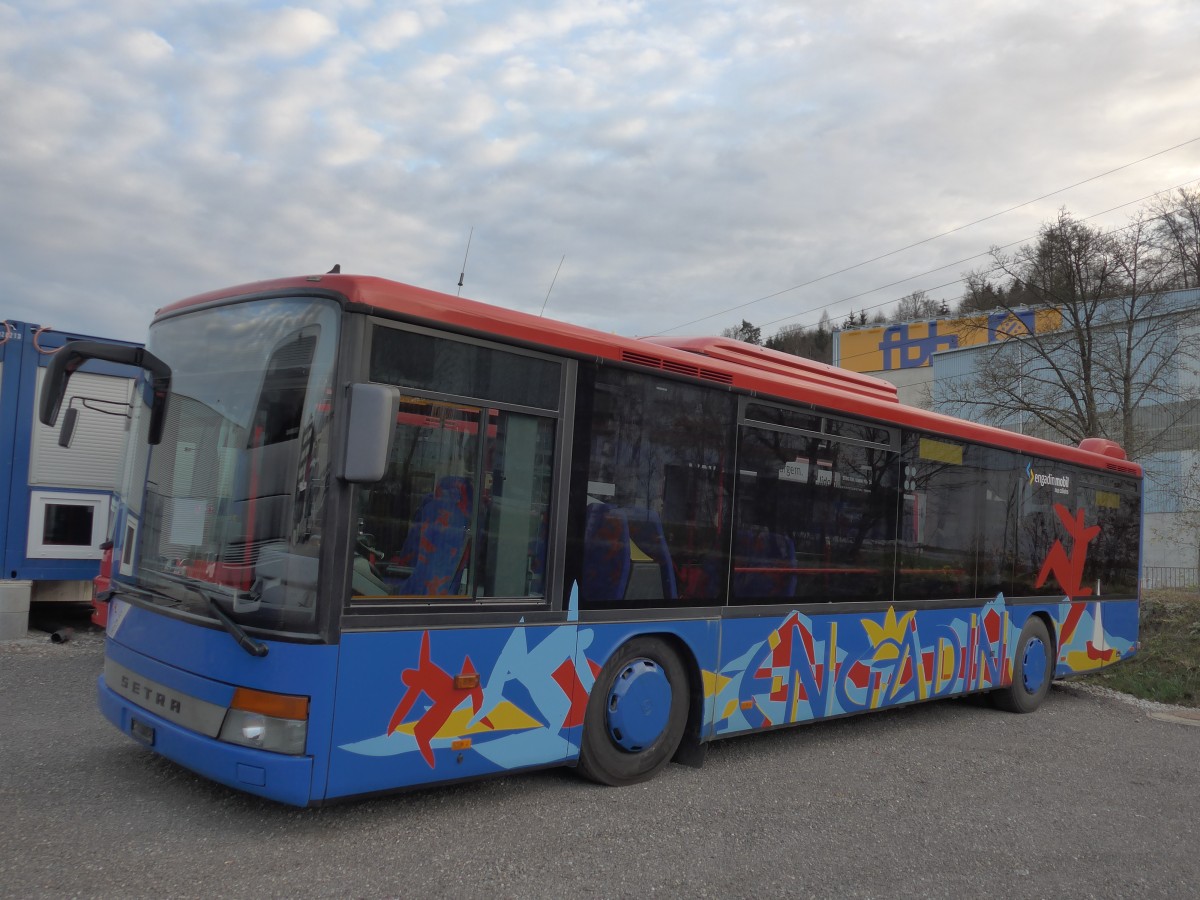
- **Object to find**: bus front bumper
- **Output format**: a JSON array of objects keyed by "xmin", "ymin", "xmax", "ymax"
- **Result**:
[{"xmin": 98, "ymin": 674, "xmax": 316, "ymax": 807}]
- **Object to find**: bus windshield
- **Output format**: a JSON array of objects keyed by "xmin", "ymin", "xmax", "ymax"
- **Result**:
[{"xmin": 114, "ymin": 297, "xmax": 340, "ymax": 635}]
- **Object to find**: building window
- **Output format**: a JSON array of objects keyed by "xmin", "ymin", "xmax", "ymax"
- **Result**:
[{"xmin": 27, "ymin": 491, "xmax": 110, "ymax": 559}]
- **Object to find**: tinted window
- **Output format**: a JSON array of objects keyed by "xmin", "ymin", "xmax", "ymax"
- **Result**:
[
  {"xmin": 1082, "ymin": 477, "xmax": 1140, "ymax": 597},
  {"xmin": 894, "ymin": 437, "xmax": 1020, "ymax": 602},
  {"xmin": 734, "ymin": 425, "xmax": 898, "ymax": 603},
  {"xmin": 824, "ymin": 418, "xmax": 893, "ymax": 446},
  {"xmin": 974, "ymin": 447, "xmax": 1021, "ymax": 599},
  {"xmin": 574, "ymin": 367, "xmax": 735, "ymax": 608},
  {"xmin": 1015, "ymin": 459, "xmax": 1083, "ymax": 597},
  {"xmin": 744, "ymin": 403, "xmax": 821, "ymax": 434},
  {"xmin": 370, "ymin": 328, "xmax": 560, "ymax": 410}
]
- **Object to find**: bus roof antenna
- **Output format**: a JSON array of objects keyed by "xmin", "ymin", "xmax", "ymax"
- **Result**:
[
  {"xmin": 540, "ymin": 255, "xmax": 565, "ymax": 317},
  {"xmin": 457, "ymin": 227, "xmax": 474, "ymax": 296}
]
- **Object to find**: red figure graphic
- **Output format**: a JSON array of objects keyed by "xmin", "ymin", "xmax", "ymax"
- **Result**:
[
  {"xmin": 1036, "ymin": 504, "xmax": 1104, "ymax": 653},
  {"xmin": 387, "ymin": 631, "xmax": 483, "ymax": 768},
  {"xmin": 1035, "ymin": 504, "xmax": 1100, "ymax": 599}
]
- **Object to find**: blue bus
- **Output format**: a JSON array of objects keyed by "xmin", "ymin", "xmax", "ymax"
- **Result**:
[{"xmin": 40, "ymin": 273, "xmax": 1142, "ymax": 806}]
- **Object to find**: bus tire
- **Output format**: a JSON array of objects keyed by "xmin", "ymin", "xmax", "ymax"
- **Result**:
[
  {"xmin": 577, "ymin": 637, "xmax": 689, "ymax": 786},
  {"xmin": 991, "ymin": 616, "xmax": 1053, "ymax": 713}
]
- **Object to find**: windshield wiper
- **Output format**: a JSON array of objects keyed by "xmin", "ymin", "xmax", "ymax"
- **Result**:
[
  {"xmin": 148, "ymin": 572, "xmax": 269, "ymax": 658},
  {"xmin": 202, "ymin": 592, "xmax": 269, "ymax": 658},
  {"xmin": 103, "ymin": 581, "xmax": 180, "ymax": 607}
]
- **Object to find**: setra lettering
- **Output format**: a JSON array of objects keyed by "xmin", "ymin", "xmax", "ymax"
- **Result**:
[{"xmin": 118, "ymin": 674, "xmax": 182, "ymax": 714}]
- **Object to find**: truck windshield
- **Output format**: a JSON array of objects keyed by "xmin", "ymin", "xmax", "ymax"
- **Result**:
[{"xmin": 113, "ymin": 297, "xmax": 340, "ymax": 635}]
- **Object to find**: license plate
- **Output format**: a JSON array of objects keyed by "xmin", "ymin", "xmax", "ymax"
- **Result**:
[{"xmin": 130, "ymin": 717, "xmax": 156, "ymax": 746}]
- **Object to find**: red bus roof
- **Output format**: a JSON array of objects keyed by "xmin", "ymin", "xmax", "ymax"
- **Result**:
[{"xmin": 157, "ymin": 273, "xmax": 1142, "ymax": 478}]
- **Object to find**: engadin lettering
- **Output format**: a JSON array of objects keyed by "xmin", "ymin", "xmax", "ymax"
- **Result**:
[{"xmin": 1026, "ymin": 462, "xmax": 1070, "ymax": 495}]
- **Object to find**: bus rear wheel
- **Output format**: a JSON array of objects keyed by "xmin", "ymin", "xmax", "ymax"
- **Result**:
[
  {"xmin": 992, "ymin": 616, "xmax": 1053, "ymax": 713},
  {"xmin": 577, "ymin": 637, "xmax": 689, "ymax": 786}
]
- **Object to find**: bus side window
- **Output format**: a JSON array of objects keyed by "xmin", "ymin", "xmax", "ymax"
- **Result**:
[
  {"xmin": 733, "ymin": 426, "xmax": 897, "ymax": 604},
  {"xmin": 353, "ymin": 326, "xmax": 564, "ymax": 607},
  {"xmin": 895, "ymin": 434, "xmax": 977, "ymax": 602},
  {"xmin": 1014, "ymin": 458, "xmax": 1083, "ymax": 597},
  {"xmin": 476, "ymin": 411, "xmax": 555, "ymax": 599},
  {"xmin": 1081, "ymin": 477, "xmax": 1139, "ymax": 597},
  {"xmin": 574, "ymin": 366, "xmax": 735, "ymax": 610},
  {"xmin": 354, "ymin": 398, "xmax": 479, "ymax": 600}
]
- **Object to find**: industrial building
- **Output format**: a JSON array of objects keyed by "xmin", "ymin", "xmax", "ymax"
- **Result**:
[{"xmin": 0, "ymin": 319, "xmax": 140, "ymax": 639}]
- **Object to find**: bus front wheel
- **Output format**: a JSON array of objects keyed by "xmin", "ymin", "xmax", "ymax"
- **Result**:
[
  {"xmin": 991, "ymin": 616, "xmax": 1053, "ymax": 713},
  {"xmin": 577, "ymin": 637, "xmax": 689, "ymax": 786}
]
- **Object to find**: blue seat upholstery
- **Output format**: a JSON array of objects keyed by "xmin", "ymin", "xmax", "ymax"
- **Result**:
[
  {"xmin": 733, "ymin": 528, "xmax": 797, "ymax": 599},
  {"xmin": 580, "ymin": 503, "xmax": 631, "ymax": 603},
  {"xmin": 581, "ymin": 504, "xmax": 679, "ymax": 604},
  {"xmin": 389, "ymin": 492, "xmax": 435, "ymax": 569},
  {"xmin": 395, "ymin": 476, "xmax": 473, "ymax": 596}
]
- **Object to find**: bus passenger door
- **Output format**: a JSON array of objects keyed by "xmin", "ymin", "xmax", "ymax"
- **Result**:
[{"xmin": 324, "ymin": 325, "xmax": 578, "ymax": 799}]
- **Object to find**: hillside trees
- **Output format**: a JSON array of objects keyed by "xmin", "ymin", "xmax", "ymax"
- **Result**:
[
  {"xmin": 764, "ymin": 310, "xmax": 833, "ymax": 363},
  {"xmin": 721, "ymin": 319, "xmax": 762, "ymax": 345}
]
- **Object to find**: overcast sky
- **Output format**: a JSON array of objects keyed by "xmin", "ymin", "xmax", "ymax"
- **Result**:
[{"xmin": 2, "ymin": 0, "xmax": 1198, "ymax": 345}]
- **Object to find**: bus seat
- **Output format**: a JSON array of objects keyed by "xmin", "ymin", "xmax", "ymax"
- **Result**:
[
  {"xmin": 389, "ymin": 492, "xmax": 436, "ymax": 569},
  {"xmin": 622, "ymin": 507, "xmax": 678, "ymax": 600},
  {"xmin": 395, "ymin": 476, "xmax": 473, "ymax": 596},
  {"xmin": 734, "ymin": 529, "xmax": 797, "ymax": 599},
  {"xmin": 581, "ymin": 503, "xmax": 631, "ymax": 603}
]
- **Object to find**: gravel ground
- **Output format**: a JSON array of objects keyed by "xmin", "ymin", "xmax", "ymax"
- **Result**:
[{"xmin": 2, "ymin": 619, "xmax": 1199, "ymax": 899}]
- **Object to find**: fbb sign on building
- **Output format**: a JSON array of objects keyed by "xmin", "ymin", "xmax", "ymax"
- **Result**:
[
  {"xmin": 835, "ymin": 308, "xmax": 1062, "ymax": 373},
  {"xmin": 831, "ymin": 308, "xmax": 1062, "ymax": 408}
]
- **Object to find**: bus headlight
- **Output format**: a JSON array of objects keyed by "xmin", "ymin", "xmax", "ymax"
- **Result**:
[{"xmin": 218, "ymin": 687, "xmax": 309, "ymax": 756}]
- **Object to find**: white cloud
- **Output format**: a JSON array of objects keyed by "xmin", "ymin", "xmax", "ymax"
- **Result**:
[
  {"xmin": 120, "ymin": 28, "xmax": 173, "ymax": 64},
  {"xmin": 258, "ymin": 7, "xmax": 338, "ymax": 58},
  {"xmin": 1, "ymin": 0, "xmax": 1199, "ymax": 346},
  {"xmin": 320, "ymin": 110, "xmax": 385, "ymax": 166},
  {"xmin": 362, "ymin": 10, "xmax": 422, "ymax": 51}
]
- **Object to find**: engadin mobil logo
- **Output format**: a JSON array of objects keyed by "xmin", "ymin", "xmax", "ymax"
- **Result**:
[{"xmin": 1026, "ymin": 462, "xmax": 1070, "ymax": 495}]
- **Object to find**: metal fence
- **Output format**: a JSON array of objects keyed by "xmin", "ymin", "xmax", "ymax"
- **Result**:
[{"xmin": 1142, "ymin": 566, "xmax": 1200, "ymax": 591}]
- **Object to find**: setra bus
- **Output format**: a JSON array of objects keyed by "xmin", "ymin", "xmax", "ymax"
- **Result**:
[{"xmin": 40, "ymin": 273, "xmax": 1142, "ymax": 806}]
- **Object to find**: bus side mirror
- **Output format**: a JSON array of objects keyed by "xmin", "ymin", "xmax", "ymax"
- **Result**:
[
  {"xmin": 39, "ymin": 341, "xmax": 171, "ymax": 445},
  {"xmin": 58, "ymin": 407, "xmax": 79, "ymax": 448},
  {"xmin": 341, "ymin": 383, "xmax": 400, "ymax": 483}
]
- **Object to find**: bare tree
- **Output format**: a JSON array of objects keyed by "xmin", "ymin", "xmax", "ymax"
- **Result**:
[
  {"xmin": 891, "ymin": 290, "xmax": 941, "ymax": 322},
  {"xmin": 1147, "ymin": 186, "xmax": 1200, "ymax": 289},
  {"xmin": 938, "ymin": 210, "xmax": 1200, "ymax": 461}
]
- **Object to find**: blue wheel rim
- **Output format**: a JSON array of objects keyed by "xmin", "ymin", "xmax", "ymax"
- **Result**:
[
  {"xmin": 1021, "ymin": 636, "xmax": 1048, "ymax": 693},
  {"xmin": 606, "ymin": 658, "xmax": 672, "ymax": 752}
]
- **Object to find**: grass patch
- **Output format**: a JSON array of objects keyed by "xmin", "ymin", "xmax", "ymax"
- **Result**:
[{"xmin": 1077, "ymin": 590, "xmax": 1200, "ymax": 707}]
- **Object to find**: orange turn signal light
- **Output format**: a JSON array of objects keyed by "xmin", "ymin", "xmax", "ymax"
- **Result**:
[
  {"xmin": 231, "ymin": 687, "xmax": 310, "ymax": 721},
  {"xmin": 451, "ymin": 738, "xmax": 472, "ymax": 750},
  {"xmin": 454, "ymin": 673, "xmax": 480, "ymax": 690}
]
